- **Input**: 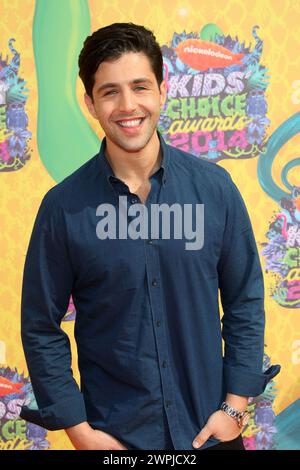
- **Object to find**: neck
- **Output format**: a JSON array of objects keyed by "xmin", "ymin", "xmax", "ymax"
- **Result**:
[{"xmin": 104, "ymin": 131, "xmax": 162, "ymax": 182}]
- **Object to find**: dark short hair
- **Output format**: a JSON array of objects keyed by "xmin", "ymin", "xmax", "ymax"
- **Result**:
[{"xmin": 78, "ymin": 22, "xmax": 163, "ymax": 101}]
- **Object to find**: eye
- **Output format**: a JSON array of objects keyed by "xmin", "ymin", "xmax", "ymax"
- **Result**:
[
  {"xmin": 135, "ymin": 86, "xmax": 147, "ymax": 91},
  {"xmin": 104, "ymin": 90, "xmax": 117, "ymax": 96}
]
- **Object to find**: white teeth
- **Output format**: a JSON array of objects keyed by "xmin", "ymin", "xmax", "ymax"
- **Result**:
[{"xmin": 118, "ymin": 118, "xmax": 143, "ymax": 127}]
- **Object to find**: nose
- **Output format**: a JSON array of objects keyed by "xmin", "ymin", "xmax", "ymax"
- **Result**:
[{"xmin": 118, "ymin": 89, "xmax": 137, "ymax": 114}]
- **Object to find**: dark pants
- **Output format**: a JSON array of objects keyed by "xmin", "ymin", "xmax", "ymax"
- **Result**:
[
  {"xmin": 203, "ymin": 434, "xmax": 245, "ymax": 450},
  {"xmin": 158, "ymin": 431, "xmax": 246, "ymax": 451},
  {"xmin": 124, "ymin": 434, "xmax": 245, "ymax": 450}
]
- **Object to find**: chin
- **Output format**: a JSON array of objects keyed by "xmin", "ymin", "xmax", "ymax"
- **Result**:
[
  {"xmin": 120, "ymin": 143, "xmax": 148, "ymax": 153},
  {"xmin": 117, "ymin": 135, "xmax": 153, "ymax": 152}
]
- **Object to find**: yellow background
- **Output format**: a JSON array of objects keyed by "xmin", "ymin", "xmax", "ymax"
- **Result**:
[{"xmin": 0, "ymin": 0, "xmax": 299, "ymax": 449}]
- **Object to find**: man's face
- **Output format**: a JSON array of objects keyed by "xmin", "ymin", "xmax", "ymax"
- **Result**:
[{"xmin": 84, "ymin": 51, "xmax": 167, "ymax": 153}]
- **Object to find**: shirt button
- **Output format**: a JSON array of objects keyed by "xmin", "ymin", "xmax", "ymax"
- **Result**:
[
  {"xmin": 152, "ymin": 279, "xmax": 158, "ymax": 287},
  {"xmin": 156, "ymin": 320, "xmax": 161, "ymax": 327},
  {"xmin": 147, "ymin": 239, "xmax": 153, "ymax": 245},
  {"xmin": 166, "ymin": 400, "xmax": 172, "ymax": 408},
  {"xmin": 162, "ymin": 360, "xmax": 167, "ymax": 368},
  {"xmin": 131, "ymin": 197, "xmax": 139, "ymax": 204}
]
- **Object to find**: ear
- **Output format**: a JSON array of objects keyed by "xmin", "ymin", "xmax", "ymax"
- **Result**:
[
  {"xmin": 159, "ymin": 80, "xmax": 167, "ymax": 109},
  {"xmin": 84, "ymin": 92, "xmax": 98, "ymax": 119}
]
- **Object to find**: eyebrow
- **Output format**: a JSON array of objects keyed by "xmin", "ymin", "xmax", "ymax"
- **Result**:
[{"xmin": 96, "ymin": 78, "xmax": 153, "ymax": 94}]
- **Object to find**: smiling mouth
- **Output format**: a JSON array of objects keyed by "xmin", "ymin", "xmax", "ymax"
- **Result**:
[{"xmin": 115, "ymin": 117, "xmax": 146, "ymax": 128}]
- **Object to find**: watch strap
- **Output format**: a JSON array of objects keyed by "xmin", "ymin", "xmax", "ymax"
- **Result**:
[{"xmin": 220, "ymin": 401, "xmax": 249, "ymax": 428}]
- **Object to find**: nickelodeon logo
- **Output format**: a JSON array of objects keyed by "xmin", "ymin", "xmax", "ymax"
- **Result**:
[
  {"xmin": 183, "ymin": 46, "xmax": 232, "ymax": 61},
  {"xmin": 176, "ymin": 39, "xmax": 244, "ymax": 72}
]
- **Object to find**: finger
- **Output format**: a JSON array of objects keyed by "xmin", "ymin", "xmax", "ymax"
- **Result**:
[{"xmin": 193, "ymin": 426, "xmax": 212, "ymax": 449}]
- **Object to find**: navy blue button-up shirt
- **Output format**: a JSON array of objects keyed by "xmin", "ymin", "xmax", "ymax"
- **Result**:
[{"xmin": 20, "ymin": 130, "xmax": 280, "ymax": 450}]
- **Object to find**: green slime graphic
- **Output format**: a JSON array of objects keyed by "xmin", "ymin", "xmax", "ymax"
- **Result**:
[{"xmin": 33, "ymin": 0, "xmax": 99, "ymax": 182}]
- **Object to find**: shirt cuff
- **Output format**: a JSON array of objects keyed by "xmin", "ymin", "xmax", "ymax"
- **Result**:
[
  {"xmin": 223, "ymin": 363, "xmax": 281, "ymax": 397},
  {"xmin": 20, "ymin": 393, "xmax": 87, "ymax": 431}
]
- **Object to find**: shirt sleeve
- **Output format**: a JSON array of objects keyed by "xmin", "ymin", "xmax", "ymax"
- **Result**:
[
  {"xmin": 217, "ymin": 176, "xmax": 281, "ymax": 397},
  {"xmin": 20, "ymin": 189, "xmax": 87, "ymax": 430}
]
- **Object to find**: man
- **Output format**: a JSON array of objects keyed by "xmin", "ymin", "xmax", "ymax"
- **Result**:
[{"xmin": 20, "ymin": 22, "xmax": 280, "ymax": 450}]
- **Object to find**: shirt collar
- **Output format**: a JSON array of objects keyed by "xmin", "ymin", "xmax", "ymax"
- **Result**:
[{"xmin": 97, "ymin": 129, "xmax": 170, "ymax": 187}]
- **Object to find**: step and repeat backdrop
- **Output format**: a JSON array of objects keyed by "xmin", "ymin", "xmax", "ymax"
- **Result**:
[{"xmin": 0, "ymin": 0, "xmax": 299, "ymax": 450}]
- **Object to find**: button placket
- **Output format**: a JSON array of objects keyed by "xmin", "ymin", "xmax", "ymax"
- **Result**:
[
  {"xmin": 142, "ymin": 169, "xmax": 181, "ymax": 449},
  {"xmin": 144, "ymin": 239, "xmax": 180, "ymax": 448}
]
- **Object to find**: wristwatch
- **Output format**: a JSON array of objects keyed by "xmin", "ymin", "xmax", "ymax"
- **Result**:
[{"xmin": 220, "ymin": 402, "xmax": 250, "ymax": 428}]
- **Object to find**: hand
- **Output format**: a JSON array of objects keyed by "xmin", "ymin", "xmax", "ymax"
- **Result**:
[
  {"xmin": 77, "ymin": 429, "xmax": 128, "ymax": 450},
  {"xmin": 79, "ymin": 428, "xmax": 129, "ymax": 450},
  {"xmin": 192, "ymin": 410, "xmax": 241, "ymax": 449},
  {"xmin": 65, "ymin": 422, "xmax": 128, "ymax": 450}
]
